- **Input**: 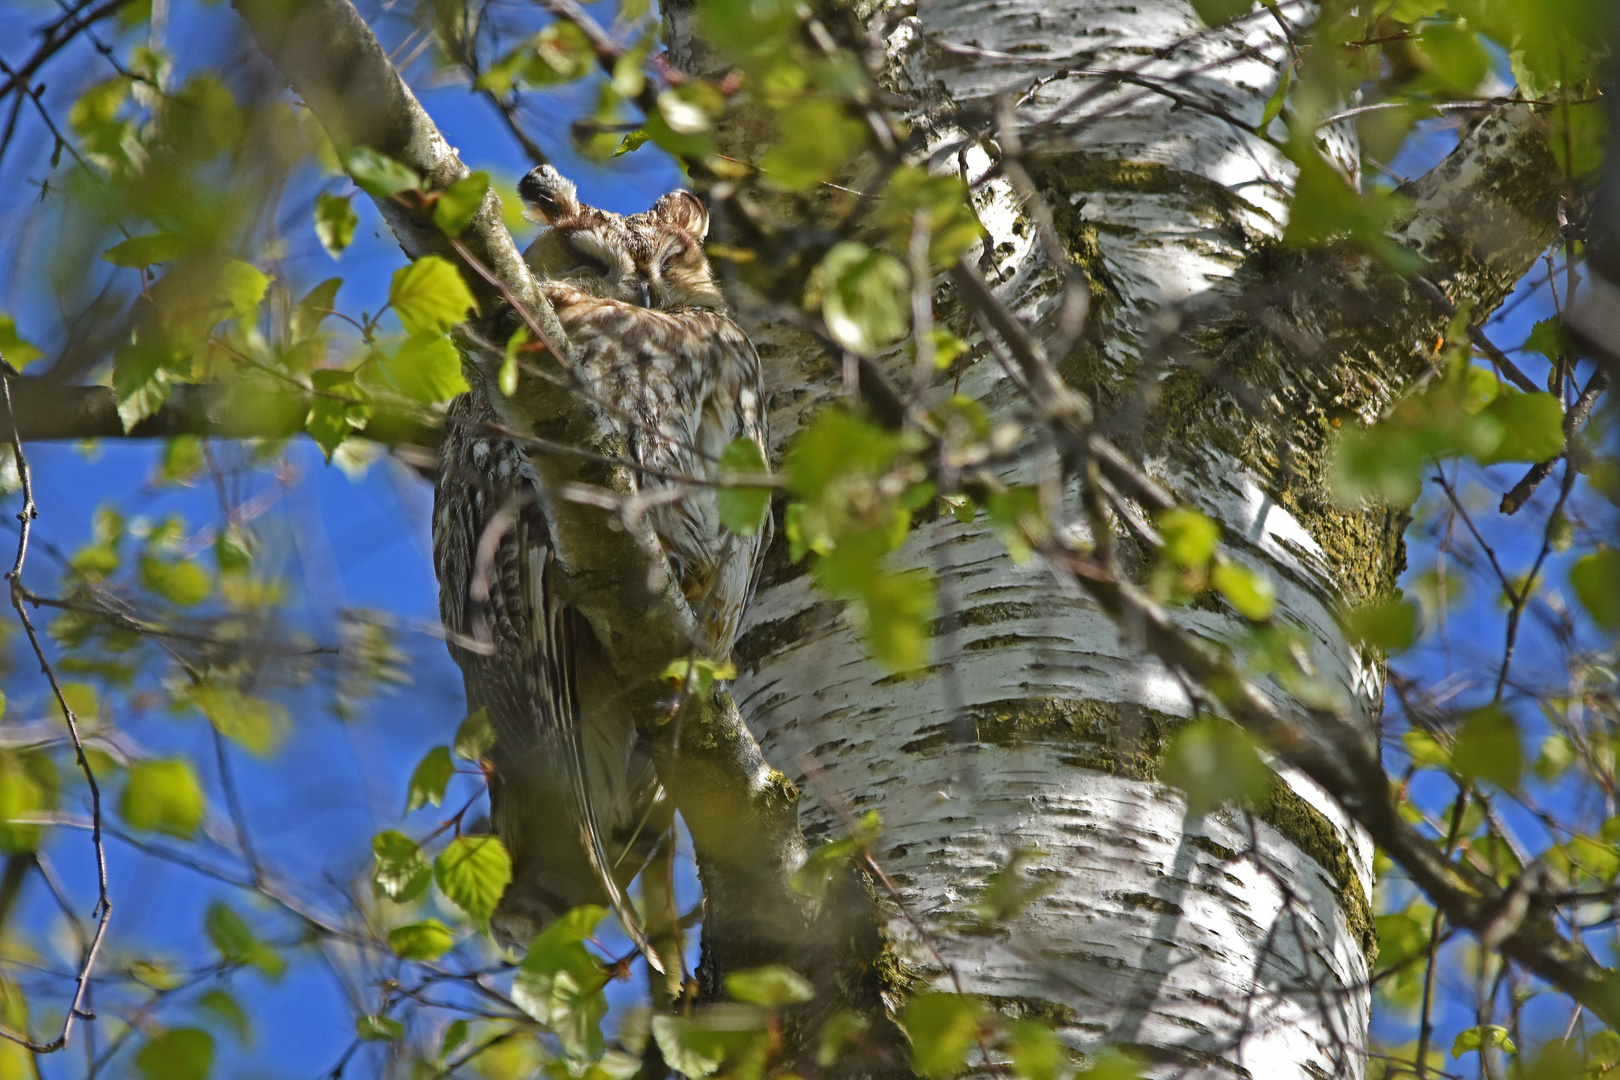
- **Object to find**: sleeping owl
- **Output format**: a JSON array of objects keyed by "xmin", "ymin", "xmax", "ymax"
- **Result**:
[{"xmin": 433, "ymin": 165, "xmax": 769, "ymax": 959}]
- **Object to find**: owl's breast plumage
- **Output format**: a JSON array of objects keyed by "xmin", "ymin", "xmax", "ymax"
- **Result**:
[{"xmin": 542, "ymin": 282, "xmax": 769, "ymax": 659}]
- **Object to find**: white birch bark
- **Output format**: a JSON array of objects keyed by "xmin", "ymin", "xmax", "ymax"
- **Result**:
[{"xmin": 662, "ymin": 0, "xmax": 1557, "ymax": 1075}]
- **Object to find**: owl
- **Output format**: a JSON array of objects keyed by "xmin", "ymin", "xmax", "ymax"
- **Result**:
[{"xmin": 433, "ymin": 165, "xmax": 769, "ymax": 958}]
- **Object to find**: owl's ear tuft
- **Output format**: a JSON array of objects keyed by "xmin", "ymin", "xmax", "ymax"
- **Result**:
[
  {"xmin": 650, "ymin": 191, "xmax": 709, "ymax": 239},
  {"xmin": 518, "ymin": 165, "xmax": 580, "ymax": 225}
]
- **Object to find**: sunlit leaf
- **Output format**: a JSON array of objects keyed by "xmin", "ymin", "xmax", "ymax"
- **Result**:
[
  {"xmin": 1345, "ymin": 597, "xmax": 1419, "ymax": 651},
  {"xmin": 1161, "ymin": 719, "xmax": 1271, "ymax": 815},
  {"xmin": 454, "ymin": 707, "xmax": 495, "ymax": 762},
  {"xmin": 1476, "ymin": 390, "xmax": 1564, "ymax": 465},
  {"xmin": 292, "ymin": 278, "xmax": 343, "ymax": 343},
  {"xmin": 725, "ymin": 966, "xmax": 814, "ymax": 1008},
  {"xmin": 1570, "ymin": 548, "xmax": 1620, "ymax": 629},
  {"xmin": 762, "ymin": 99, "xmax": 868, "ymax": 192},
  {"xmin": 1156, "ymin": 507, "xmax": 1218, "ymax": 569},
  {"xmin": 103, "ymin": 233, "xmax": 189, "ymax": 269},
  {"xmin": 140, "ymin": 554, "xmax": 211, "ymax": 606},
  {"xmin": 189, "ymin": 683, "xmax": 288, "ymax": 757},
  {"xmin": 390, "ymin": 256, "xmax": 478, "ymax": 336},
  {"xmin": 206, "ymin": 901, "xmax": 286, "ymax": 979},
  {"xmin": 372, "ymin": 830, "xmax": 432, "ymax": 902},
  {"xmin": 387, "ymin": 332, "xmax": 469, "ymax": 404},
  {"xmin": 514, "ymin": 905, "xmax": 611, "ymax": 1059},
  {"xmin": 200, "ymin": 988, "xmax": 251, "ymax": 1045},
  {"xmin": 1210, "ymin": 560, "xmax": 1275, "ymax": 621},
  {"xmin": 0, "ymin": 754, "xmax": 50, "ymax": 854},
  {"xmin": 135, "ymin": 1029, "xmax": 213, "ymax": 1080},
  {"xmin": 389, "ymin": 919, "xmax": 456, "ymax": 960},
  {"xmin": 0, "ymin": 315, "xmax": 42, "ymax": 370},
  {"xmin": 356, "ymin": 1014, "xmax": 405, "ymax": 1041},
  {"xmin": 904, "ymin": 993, "xmax": 983, "ymax": 1080},
  {"xmin": 406, "ymin": 745, "xmax": 454, "ymax": 812},
  {"xmin": 345, "ymin": 147, "xmax": 421, "ymax": 198},
  {"xmin": 818, "ymin": 242, "xmax": 909, "ymax": 356},
  {"xmin": 434, "ymin": 835, "xmax": 512, "ymax": 929},
  {"xmin": 314, "ymin": 192, "xmax": 359, "ymax": 257},
  {"xmin": 122, "ymin": 759, "xmax": 205, "ymax": 837},
  {"xmin": 1006, "ymin": 1020, "xmax": 1062, "ymax": 1080},
  {"xmin": 1451, "ymin": 705, "xmax": 1521, "ymax": 790},
  {"xmin": 719, "ymin": 437, "xmax": 771, "ymax": 536},
  {"xmin": 1452, "ymin": 1024, "xmax": 1516, "ymax": 1059},
  {"xmin": 434, "ymin": 171, "xmax": 491, "ymax": 237}
]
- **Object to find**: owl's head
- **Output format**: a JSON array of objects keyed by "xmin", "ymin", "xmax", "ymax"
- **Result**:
[{"xmin": 517, "ymin": 165, "xmax": 724, "ymax": 312}]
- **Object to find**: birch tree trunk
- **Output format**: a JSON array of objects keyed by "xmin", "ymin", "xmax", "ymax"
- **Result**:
[{"xmin": 664, "ymin": 1, "xmax": 1562, "ymax": 1076}]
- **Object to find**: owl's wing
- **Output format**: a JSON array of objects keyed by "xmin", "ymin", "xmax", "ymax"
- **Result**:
[{"xmin": 435, "ymin": 390, "xmax": 662, "ymax": 971}]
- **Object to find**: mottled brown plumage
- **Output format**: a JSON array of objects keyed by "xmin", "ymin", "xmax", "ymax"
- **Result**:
[{"xmin": 433, "ymin": 166, "xmax": 768, "ymax": 957}]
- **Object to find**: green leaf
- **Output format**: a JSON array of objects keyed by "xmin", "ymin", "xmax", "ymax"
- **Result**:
[
  {"xmin": 389, "ymin": 918, "xmax": 456, "ymax": 960},
  {"xmin": 390, "ymin": 256, "xmax": 478, "ymax": 336},
  {"xmin": 139, "ymin": 554, "xmax": 211, "ymax": 606},
  {"xmin": 719, "ymin": 438, "xmax": 771, "ymax": 536},
  {"xmin": 1156, "ymin": 507, "xmax": 1219, "ymax": 568},
  {"xmin": 387, "ymin": 332, "xmax": 470, "ymax": 404},
  {"xmin": 189, "ymin": 683, "xmax": 287, "ymax": 757},
  {"xmin": 356, "ymin": 1014, "xmax": 405, "ymax": 1041},
  {"xmin": 1161, "ymin": 719, "xmax": 1272, "ymax": 816},
  {"xmin": 454, "ymin": 707, "xmax": 495, "ymax": 762},
  {"xmin": 103, "ymin": 232, "xmax": 188, "ymax": 268},
  {"xmin": 159, "ymin": 435, "xmax": 205, "ymax": 485},
  {"xmin": 878, "ymin": 168, "xmax": 985, "ymax": 268},
  {"xmin": 0, "ymin": 755, "xmax": 49, "ymax": 854},
  {"xmin": 1476, "ymin": 390, "xmax": 1564, "ymax": 464},
  {"xmin": 442, "ymin": 1018, "xmax": 469, "ymax": 1056},
  {"xmin": 761, "ymin": 99, "xmax": 868, "ymax": 192},
  {"xmin": 1007, "ymin": 1020, "xmax": 1063, "ymax": 1080},
  {"xmin": 725, "ymin": 966, "xmax": 814, "ymax": 1008},
  {"xmin": 135, "ymin": 1029, "xmax": 213, "ymax": 1080},
  {"xmin": 1402, "ymin": 729, "xmax": 1451, "ymax": 770},
  {"xmin": 291, "ymin": 277, "xmax": 343, "ymax": 343},
  {"xmin": 0, "ymin": 315, "xmax": 42, "ymax": 370},
  {"xmin": 314, "ymin": 192, "xmax": 359, "ymax": 257},
  {"xmin": 1550, "ymin": 100, "xmax": 1606, "ymax": 177},
  {"xmin": 791, "ymin": 810, "xmax": 881, "ymax": 902},
  {"xmin": 1258, "ymin": 62, "xmax": 1292, "ymax": 131},
  {"xmin": 1282, "ymin": 140, "xmax": 1415, "ymax": 270},
  {"xmin": 1452, "ymin": 1024, "xmax": 1516, "ymax": 1059},
  {"xmin": 1570, "ymin": 548, "xmax": 1620, "ymax": 629},
  {"xmin": 514, "ymin": 905, "xmax": 611, "ymax": 1059},
  {"xmin": 205, "ymin": 902, "xmax": 286, "ymax": 979},
  {"xmin": 372, "ymin": 830, "xmax": 432, "ymax": 902},
  {"xmin": 816, "ymin": 1011, "xmax": 870, "ymax": 1067},
  {"xmin": 904, "ymin": 993, "xmax": 983, "ymax": 1080},
  {"xmin": 1451, "ymin": 705, "xmax": 1522, "ymax": 790},
  {"xmin": 434, "ymin": 835, "xmax": 512, "ymax": 929},
  {"xmin": 218, "ymin": 260, "xmax": 271, "ymax": 322},
  {"xmin": 661, "ymin": 657, "xmax": 737, "ymax": 696},
  {"xmin": 1345, "ymin": 597, "xmax": 1419, "ymax": 651},
  {"xmin": 344, "ymin": 147, "xmax": 421, "ymax": 199},
  {"xmin": 818, "ymin": 241, "xmax": 909, "ymax": 357},
  {"xmin": 651, "ymin": 1013, "xmax": 765, "ymax": 1080},
  {"xmin": 1414, "ymin": 21, "xmax": 1489, "ymax": 94},
  {"xmin": 434, "ymin": 171, "xmax": 491, "ymax": 237},
  {"xmin": 167, "ymin": 74, "xmax": 243, "ymax": 160},
  {"xmin": 1210, "ymin": 560, "xmax": 1275, "ymax": 621},
  {"xmin": 122, "ymin": 759, "xmax": 205, "ymax": 837},
  {"xmin": 406, "ymin": 745, "xmax": 454, "ymax": 813},
  {"xmin": 199, "ymin": 988, "xmax": 251, "ymax": 1045},
  {"xmin": 1189, "ymin": 0, "xmax": 1252, "ymax": 24}
]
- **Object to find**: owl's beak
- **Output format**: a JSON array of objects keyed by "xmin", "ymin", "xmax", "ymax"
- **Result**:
[{"xmin": 638, "ymin": 281, "xmax": 652, "ymax": 308}]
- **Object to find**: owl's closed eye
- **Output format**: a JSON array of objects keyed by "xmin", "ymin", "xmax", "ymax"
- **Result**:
[{"xmin": 517, "ymin": 164, "xmax": 723, "ymax": 312}]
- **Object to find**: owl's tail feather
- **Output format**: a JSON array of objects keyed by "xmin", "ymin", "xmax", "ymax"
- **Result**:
[{"xmin": 556, "ymin": 606, "xmax": 667, "ymax": 975}]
